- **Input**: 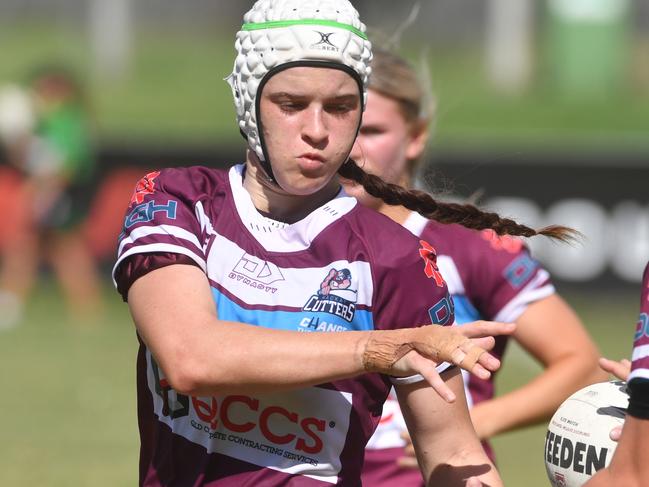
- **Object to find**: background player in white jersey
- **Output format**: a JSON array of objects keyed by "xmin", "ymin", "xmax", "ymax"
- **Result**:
[
  {"xmin": 339, "ymin": 48, "xmax": 605, "ymax": 486},
  {"xmin": 584, "ymin": 261, "xmax": 649, "ymax": 486},
  {"xmin": 113, "ymin": 1, "xmax": 576, "ymax": 485}
]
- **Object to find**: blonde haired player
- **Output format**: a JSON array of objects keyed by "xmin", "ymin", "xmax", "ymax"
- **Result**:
[
  {"xmin": 114, "ymin": 2, "xmax": 574, "ymax": 485},
  {"xmin": 339, "ymin": 48, "xmax": 605, "ymax": 486}
]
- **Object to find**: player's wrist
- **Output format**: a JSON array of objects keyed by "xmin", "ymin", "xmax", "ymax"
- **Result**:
[{"xmin": 361, "ymin": 329, "xmax": 414, "ymax": 374}]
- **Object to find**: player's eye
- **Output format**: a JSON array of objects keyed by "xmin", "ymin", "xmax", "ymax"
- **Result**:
[
  {"xmin": 325, "ymin": 102, "xmax": 355, "ymax": 115},
  {"xmin": 278, "ymin": 101, "xmax": 307, "ymax": 112},
  {"xmin": 359, "ymin": 126, "xmax": 385, "ymax": 136}
]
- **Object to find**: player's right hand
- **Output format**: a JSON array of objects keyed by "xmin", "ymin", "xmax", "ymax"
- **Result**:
[
  {"xmin": 362, "ymin": 321, "xmax": 516, "ymax": 402},
  {"xmin": 598, "ymin": 357, "xmax": 631, "ymax": 441}
]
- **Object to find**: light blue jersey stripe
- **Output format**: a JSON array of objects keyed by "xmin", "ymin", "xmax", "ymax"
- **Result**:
[
  {"xmin": 212, "ymin": 288, "xmax": 375, "ymax": 332},
  {"xmin": 453, "ymin": 295, "xmax": 482, "ymax": 325}
]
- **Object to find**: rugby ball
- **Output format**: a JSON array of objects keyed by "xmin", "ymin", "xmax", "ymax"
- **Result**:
[{"xmin": 545, "ymin": 381, "xmax": 628, "ymax": 487}]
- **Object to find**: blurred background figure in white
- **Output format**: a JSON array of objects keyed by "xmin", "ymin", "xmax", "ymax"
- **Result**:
[{"xmin": 0, "ymin": 67, "xmax": 102, "ymax": 328}]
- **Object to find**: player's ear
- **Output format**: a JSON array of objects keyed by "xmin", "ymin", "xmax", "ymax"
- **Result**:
[{"xmin": 406, "ymin": 120, "xmax": 428, "ymax": 161}]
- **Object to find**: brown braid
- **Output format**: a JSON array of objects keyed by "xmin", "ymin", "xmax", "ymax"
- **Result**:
[{"xmin": 339, "ymin": 159, "xmax": 578, "ymax": 242}]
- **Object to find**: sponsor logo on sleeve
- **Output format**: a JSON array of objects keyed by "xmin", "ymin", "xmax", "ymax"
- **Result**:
[
  {"xmin": 302, "ymin": 268, "xmax": 357, "ymax": 322},
  {"xmin": 428, "ymin": 293, "xmax": 455, "ymax": 326},
  {"xmin": 130, "ymin": 171, "xmax": 161, "ymax": 206},
  {"xmin": 635, "ymin": 312, "xmax": 649, "ymax": 342},
  {"xmin": 480, "ymin": 229, "xmax": 524, "ymax": 253},
  {"xmin": 123, "ymin": 200, "xmax": 178, "ymax": 230},
  {"xmin": 503, "ymin": 254, "xmax": 538, "ymax": 289},
  {"xmin": 418, "ymin": 240, "xmax": 445, "ymax": 287}
]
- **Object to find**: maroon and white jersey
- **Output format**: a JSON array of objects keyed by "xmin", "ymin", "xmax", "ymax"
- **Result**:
[
  {"xmin": 113, "ymin": 165, "xmax": 455, "ymax": 486},
  {"xmin": 629, "ymin": 262, "xmax": 649, "ymax": 385},
  {"xmin": 363, "ymin": 212, "xmax": 554, "ymax": 487}
]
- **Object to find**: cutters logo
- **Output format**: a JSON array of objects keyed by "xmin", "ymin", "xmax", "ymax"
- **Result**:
[
  {"xmin": 130, "ymin": 171, "xmax": 161, "ymax": 206},
  {"xmin": 229, "ymin": 253, "xmax": 285, "ymax": 294},
  {"xmin": 303, "ymin": 268, "xmax": 357, "ymax": 322},
  {"xmin": 419, "ymin": 240, "xmax": 445, "ymax": 287},
  {"xmin": 311, "ymin": 31, "xmax": 339, "ymax": 51}
]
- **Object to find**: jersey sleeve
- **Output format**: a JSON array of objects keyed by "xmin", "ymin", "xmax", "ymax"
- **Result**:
[
  {"xmin": 464, "ymin": 230, "xmax": 555, "ymax": 322},
  {"xmin": 629, "ymin": 263, "xmax": 649, "ymax": 385},
  {"xmin": 372, "ymin": 237, "xmax": 456, "ymax": 384},
  {"xmin": 112, "ymin": 168, "xmax": 209, "ymax": 296},
  {"xmin": 627, "ymin": 263, "xmax": 649, "ymax": 418}
]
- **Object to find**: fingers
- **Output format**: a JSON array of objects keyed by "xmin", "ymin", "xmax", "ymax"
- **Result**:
[
  {"xmin": 450, "ymin": 345, "xmax": 490, "ymax": 380},
  {"xmin": 477, "ymin": 348, "xmax": 501, "ymax": 372},
  {"xmin": 407, "ymin": 352, "xmax": 456, "ymax": 403},
  {"xmin": 451, "ymin": 341, "xmax": 501, "ymax": 379},
  {"xmin": 458, "ymin": 320, "xmax": 516, "ymax": 339},
  {"xmin": 465, "ymin": 477, "xmax": 483, "ymax": 487},
  {"xmin": 598, "ymin": 357, "xmax": 631, "ymax": 382},
  {"xmin": 609, "ymin": 425, "xmax": 623, "ymax": 442},
  {"xmin": 471, "ymin": 336, "xmax": 496, "ymax": 352},
  {"xmin": 397, "ymin": 431, "xmax": 418, "ymax": 468},
  {"xmin": 396, "ymin": 456, "xmax": 419, "ymax": 469}
]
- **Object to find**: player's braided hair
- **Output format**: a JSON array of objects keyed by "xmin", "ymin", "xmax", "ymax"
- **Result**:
[{"xmin": 338, "ymin": 158, "xmax": 576, "ymax": 241}]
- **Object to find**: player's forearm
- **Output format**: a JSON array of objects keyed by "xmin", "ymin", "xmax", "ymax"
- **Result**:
[
  {"xmin": 472, "ymin": 354, "xmax": 606, "ymax": 439},
  {"xmin": 158, "ymin": 317, "xmax": 370, "ymax": 396},
  {"xmin": 401, "ymin": 373, "xmax": 503, "ymax": 487},
  {"xmin": 425, "ymin": 448, "xmax": 502, "ymax": 487},
  {"xmin": 129, "ymin": 265, "xmax": 370, "ymax": 395}
]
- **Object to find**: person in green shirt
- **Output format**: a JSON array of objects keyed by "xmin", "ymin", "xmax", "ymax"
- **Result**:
[{"xmin": 0, "ymin": 66, "xmax": 102, "ymax": 327}]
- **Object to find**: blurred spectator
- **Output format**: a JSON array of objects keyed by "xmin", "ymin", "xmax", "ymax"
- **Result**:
[{"xmin": 0, "ymin": 67, "xmax": 102, "ymax": 328}]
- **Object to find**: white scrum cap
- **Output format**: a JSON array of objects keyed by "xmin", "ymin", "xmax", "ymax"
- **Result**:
[{"xmin": 226, "ymin": 0, "xmax": 372, "ymax": 167}]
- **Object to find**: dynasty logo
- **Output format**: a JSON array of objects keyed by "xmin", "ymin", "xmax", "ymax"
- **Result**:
[{"xmin": 303, "ymin": 268, "xmax": 357, "ymax": 322}]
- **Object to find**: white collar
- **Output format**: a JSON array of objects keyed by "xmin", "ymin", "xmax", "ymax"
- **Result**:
[{"xmin": 228, "ymin": 164, "xmax": 358, "ymax": 252}]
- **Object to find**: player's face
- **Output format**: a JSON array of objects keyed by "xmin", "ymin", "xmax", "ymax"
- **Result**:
[
  {"xmin": 344, "ymin": 90, "xmax": 426, "ymax": 208},
  {"xmin": 259, "ymin": 67, "xmax": 361, "ymax": 196}
]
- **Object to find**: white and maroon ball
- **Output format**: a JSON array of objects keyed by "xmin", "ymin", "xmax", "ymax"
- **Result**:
[{"xmin": 545, "ymin": 381, "xmax": 628, "ymax": 487}]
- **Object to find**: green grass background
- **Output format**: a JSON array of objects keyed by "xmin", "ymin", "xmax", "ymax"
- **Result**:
[
  {"xmin": 0, "ymin": 18, "xmax": 645, "ymax": 486},
  {"xmin": 0, "ymin": 280, "xmax": 639, "ymax": 486},
  {"xmin": 1, "ymin": 22, "xmax": 648, "ymax": 152}
]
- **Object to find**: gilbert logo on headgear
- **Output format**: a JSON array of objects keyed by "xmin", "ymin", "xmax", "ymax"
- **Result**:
[{"xmin": 311, "ymin": 31, "xmax": 339, "ymax": 52}]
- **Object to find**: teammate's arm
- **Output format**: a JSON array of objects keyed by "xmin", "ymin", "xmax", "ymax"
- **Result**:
[
  {"xmin": 395, "ymin": 368, "xmax": 503, "ymax": 486},
  {"xmin": 127, "ymin": 263, "xmax": 510, "ymax": 398},
  {"xmin": 469, "ymin": 294, "xmax": 606, "ymax": 439}
]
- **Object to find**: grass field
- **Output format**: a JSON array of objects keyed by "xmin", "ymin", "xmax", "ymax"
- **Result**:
[{"xmin": 0, "ymin": 278, "xmax": 639, "ymax": 486}]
